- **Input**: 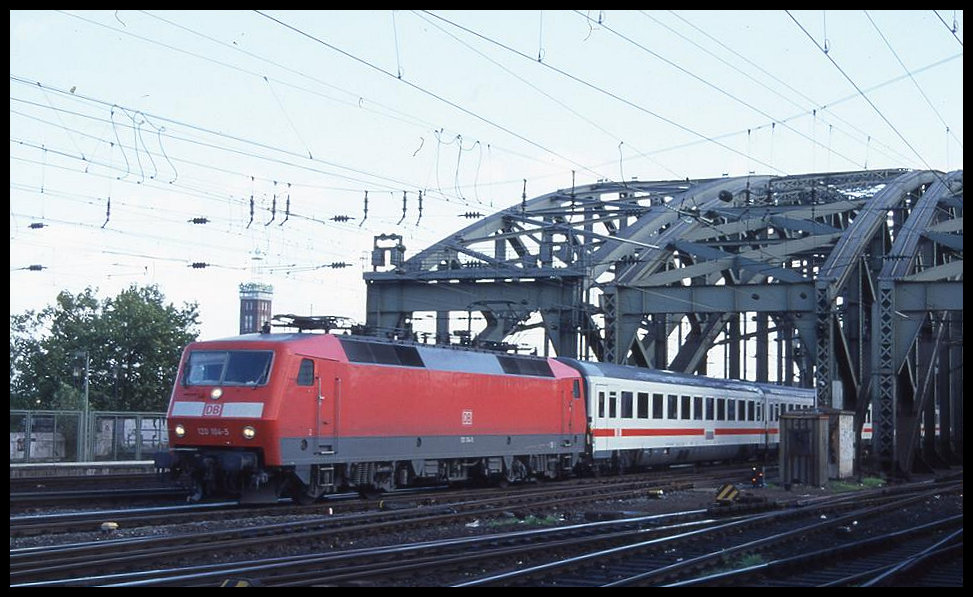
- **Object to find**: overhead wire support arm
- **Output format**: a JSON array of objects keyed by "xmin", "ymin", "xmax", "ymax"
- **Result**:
[
  {"xmin": 360, "ymin": 191, "xmax": 368, "ymax": 227},
  {"xmin": 265, "ymin": 181, "xmax": 277, "ymax": 226},
  {"xmin": 247, "ymin": 176, "xmax": 255, "ymax": 229},
  {"xmin": 279, "ymin": 183, "xmax": 291, "ymax": 226},
  {"xmin": 397, "ymin": 190, "xmax": 407, "ymax": 225}
]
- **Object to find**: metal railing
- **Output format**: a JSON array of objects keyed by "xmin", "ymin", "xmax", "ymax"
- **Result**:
[{"xmin": 9, "ymin": 410, "xmax": 168, "ymax": 463}]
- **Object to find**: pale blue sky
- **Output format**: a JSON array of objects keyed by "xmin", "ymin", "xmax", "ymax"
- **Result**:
[{"xmin": 10, "ymin": 10, "xmax": 964, "ymax": 343}]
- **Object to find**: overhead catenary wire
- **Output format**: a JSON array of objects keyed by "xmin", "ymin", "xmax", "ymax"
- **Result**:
[{"xmin": 10, "ymin": 11, "xmax": 961, "ymax": 335}]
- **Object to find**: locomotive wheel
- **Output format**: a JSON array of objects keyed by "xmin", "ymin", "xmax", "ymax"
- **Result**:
[
  {"xmin": 293, "ymin": 490, "xmax": 318, "ymax": 506},
  {"xmin": 187, "ymin": 479, "xmax": 204, "ymax": 503},
  {"xmin": 284, "ymin": 474, "xmax": 323, "ymax": 505}
]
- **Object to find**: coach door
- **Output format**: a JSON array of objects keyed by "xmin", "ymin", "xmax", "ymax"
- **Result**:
[{"xmin": 591, "ymin": 383, "xmax": 614, "ymax": 453}]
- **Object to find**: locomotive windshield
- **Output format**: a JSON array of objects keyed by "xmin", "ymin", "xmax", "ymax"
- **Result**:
[{"xmin": 183, "ymin": 350, "xmax": 273, "ymax": 386}]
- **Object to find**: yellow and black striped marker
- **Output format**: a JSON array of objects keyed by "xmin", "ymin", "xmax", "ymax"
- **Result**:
[
  {"xmin": 220, "ymin": 579, "xmax": 257, "ymax": 587},
  {"xmin": 716, "ymin": 484, "xmax": 739, "ymax": 504}
]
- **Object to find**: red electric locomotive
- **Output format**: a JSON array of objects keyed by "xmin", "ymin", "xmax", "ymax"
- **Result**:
[
  {"xmin": 159, "ymin": 326, "xmax": 587, "ymax": 503},
  {"xmin": 159, "ymin": 318, "xmax": 817, "ymax": 503}
]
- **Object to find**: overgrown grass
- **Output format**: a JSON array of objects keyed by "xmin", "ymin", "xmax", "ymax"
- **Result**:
[
  {"xmin": 713, "ymin": 552, "xmax": 766, "ymax": 574},
  {"xmin": 485, "ymin": 514, "xmax": 563, "ymax": 528},
  {"xmin": 828, "ymin": 476, "xmax": 885, "ymax": 492},
  {"xmin": 734, "ymin": 553, "xmax": 766, "ymax": 568}
]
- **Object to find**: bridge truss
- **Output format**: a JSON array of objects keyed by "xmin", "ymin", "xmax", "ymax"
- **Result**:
[{"xmin": 364, "ymin": 169, "xmax": 963, "ymax": 476}]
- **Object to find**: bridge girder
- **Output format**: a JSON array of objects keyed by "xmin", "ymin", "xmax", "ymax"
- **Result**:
[{"xmin": 363, "ymin": 169, "xmax": 963, "ymax": 476}]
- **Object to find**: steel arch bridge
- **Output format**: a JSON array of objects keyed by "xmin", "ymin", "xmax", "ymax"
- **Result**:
[{"xmin": 363, "ymin": 168, "xmax": 963, "ymax": 477}]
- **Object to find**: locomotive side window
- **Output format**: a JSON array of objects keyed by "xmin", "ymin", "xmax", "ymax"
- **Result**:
[
  {"xmin": 497, "ymin": 355, "xmax": 555, "ymax": 377},
  {"xmin": 652, "ymin": 393, "xmax": 663, "ymax": 419},
  {"xmin": 637, "ymin": 392, "xmax": 649, "ymax": 419},
  {"xmin": 339, "ymin": 338, "xmax": 425, "ymax": 368},
  {"xmin": 621, "ymin": 391, "xmax": 633, "ymax": 418},
  {"xmin": 185, "ymin": 350, "xmax": 273, "ymax": 386},
  {"xmin": 297, "ymin": 358, "xmax": 314, "ymax": 386}
]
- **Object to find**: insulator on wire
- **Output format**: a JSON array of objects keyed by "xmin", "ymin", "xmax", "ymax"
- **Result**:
[
  {"xmin": 189, "ymin": 262, "xmax": 209, "ymax": 269},
  {"xmin": 461, "ymin": 211, "xmax": 484, "ymax": 219},
  {"xmin": 28, "ymin": 222, "xmax": 47, "ymax": 229},
  {"xmin": 189, "ymin": 217, "xmax": 210, "ymax": 224},
  {"xmin": 332, "ymin": 215, "xmax": 352, "ymax": 223}
]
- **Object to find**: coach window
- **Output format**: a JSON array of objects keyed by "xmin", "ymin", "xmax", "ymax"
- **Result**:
[
  {"xmin": 705, "ymin": 397, "xmax": 714, "ymax": 420},
  {"xmin": 667, "ymin": 394, "xmax": 678, "ymax": 419},
  {"xmin": 680, "ymin": 395, "xmax": 691, "ymax": 420},
  {"xmin": 693, "ymin": 396, "xmax": 703, "ymax": 420},
  {"xmin": 637, "ymin": 392, "xmax": 649, "ymax": 419},
  {"xmin": 652, "ymin": 393, "xmax": 663, "ymax": 419},
  {"xmin": 717, "ymin": 398, "xmax": 725, "ymax": 420},
  {"xmin": 748, "ymin": 400, "xmax": 756, "ymax": 421},
  {"xmin": 598, "ymin": 391, "xmax": 605, "ymax": 418},
  {"xmin": 727, "ymin": 399, "xmax": 736, "ymax": 421},
  {"xmin": 738, "ymin": 400, "xmax": 747, "ymax": 421},
  {"xmin": 297, "ymin": 359, "xmax": 314, "ymax": 386},
  {"xmin": 621, "ymin": 391, "xmax": 634, "ymax": 418},
  {"xmin": 609, "ymin": 391, "xmax": 618, "ymax": 418}
]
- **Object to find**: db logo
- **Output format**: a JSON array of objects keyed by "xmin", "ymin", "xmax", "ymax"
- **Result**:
[
  {"xmin": 203, "ymin": 403, "xmax": 223, "ymax": 417},
  {"xmin": 461, "ymin": 409, "xmax": 473, "ymax": 426}
]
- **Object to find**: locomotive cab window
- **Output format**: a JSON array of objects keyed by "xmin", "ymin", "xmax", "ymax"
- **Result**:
[
  {"xmin": 184, "ymin": 350, "xmax": 273, "ymax": 386},
  {"xmin": 297, "ymin": 358, "xmax": 314, "ymax": 386}
]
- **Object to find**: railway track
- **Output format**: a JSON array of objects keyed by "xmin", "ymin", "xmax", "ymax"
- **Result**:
[
  {"xmin": 10, "ymin": 474, "xmax": 693, "ymax": 586},
  {"xmin": 12, "ymin": 468, "xmax": 959, "ymax": 587},
  {"xmin": 456, "ymin": 479, "xmax": 963, "ymax": 588}
]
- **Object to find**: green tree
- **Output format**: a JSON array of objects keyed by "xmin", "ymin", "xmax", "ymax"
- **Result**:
[{"xmin": 10, "ymin": 285, "xmax": 199, "ymax": 411}]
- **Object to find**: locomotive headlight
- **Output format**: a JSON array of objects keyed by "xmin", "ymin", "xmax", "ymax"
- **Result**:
[
  {"xmin": 242, "ymin": 426, "xmax": 256, "ymax": 440},
  {"xmin": 174, "ymin": 424, "xmax": 186, "ymax": 438},
  {"xmin": 210, "ymin": 388, "xmax": 223, "ymax": 400}
]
